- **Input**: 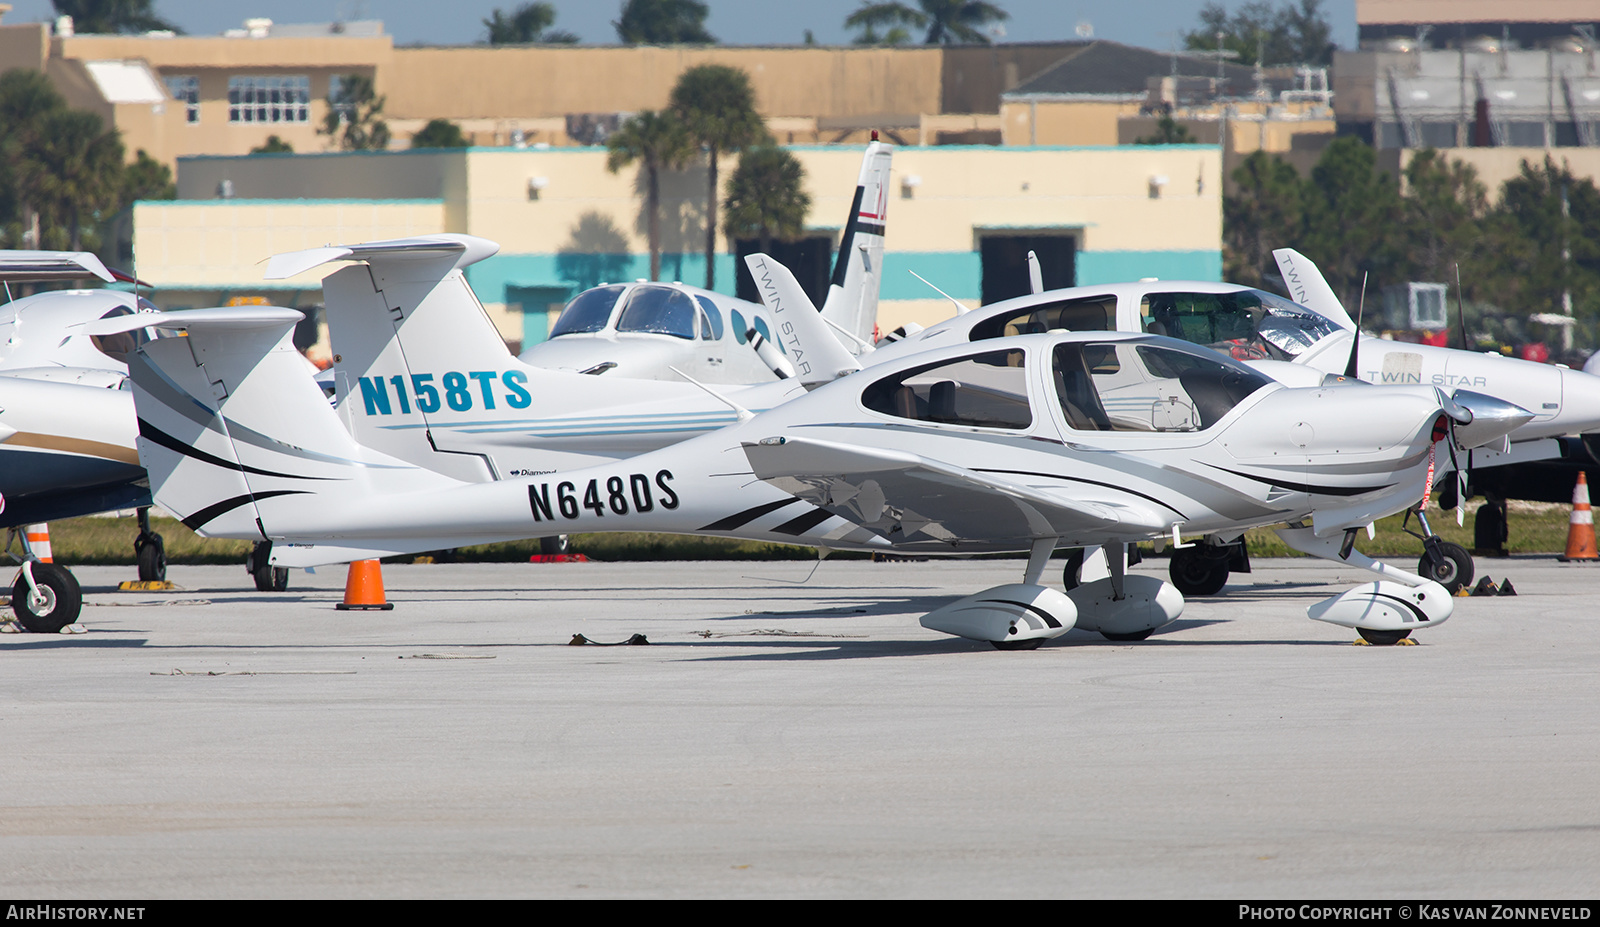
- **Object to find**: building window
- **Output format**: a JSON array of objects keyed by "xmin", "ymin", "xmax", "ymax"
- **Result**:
[
  {"xmin": 164, "ymin": 75, "xmax": 199, "ymax": 123},
  {"xmin": 228, "ymin": 76, "xmax": 310, "ymax": 124},
  {"xmin": 328, "ymin": 75, "xmax": 356, "ymax": 125}
]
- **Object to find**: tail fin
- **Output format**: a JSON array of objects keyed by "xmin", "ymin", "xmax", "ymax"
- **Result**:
[
  {"xmin": 820, "ymin": 140, "xmax": 893, "ymax": 348},
  {"xmin": 1272, "ymin": 248, "xmax": 1355, "ymax": 330},
  {"xmin": 123, "ymin": 307, "xmax": 475, "ymax": 564},
  {"xmin": 266, "ymin": 234, "xmax": 507, "ymax": 481},
  {"xmin": 744, "ymin": 253, "xmax": 861, "ymax": 387}
]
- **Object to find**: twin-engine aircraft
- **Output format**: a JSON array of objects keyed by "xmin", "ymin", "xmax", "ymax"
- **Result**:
[
  {"xmin": 868, "ymin": 248, "xmax": 1600, "ymax": 593},
  {"xmin": 0, "ymin": 251, "xmax": 171, "ymax": 632},
  {"xmin": 115, "ymin": 298, "xmax": 1528, "ymax": 649}
]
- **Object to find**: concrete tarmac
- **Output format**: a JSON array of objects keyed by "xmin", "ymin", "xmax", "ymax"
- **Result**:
[{"xmin": 2, "ymin": 556, "xmax": 1597, "ymax": 898}]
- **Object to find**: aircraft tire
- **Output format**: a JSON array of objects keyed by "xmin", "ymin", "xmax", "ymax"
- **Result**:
[
  {"xmin": 1358, "ymin": 627, "xmax": 1412, "ymax": 646},
  {"xmin": 1417, "ymin": 542, "xmax": 1473, "ymax": 594},
  {"xmin": 990, "ymin": 637, "xmax": 1045, "ymax": 651},
  {"xmin": 136, "ymin": 533, "xmax": 167, "ymax": 582},
  {"xmin": 248, "ymin": 541, "xmax": 290, "ymax": 592},
  {"xmin": 539, "ymin": 535, "xmax": 570, "ymax": 556},
  {"xmin": 1102, "ymin": 629, "xmax": 1155, "ymax": 642},
  {"xmin": 11, "ymin": 563, "xmax": 82, "ymax": 633},
  {"xmin": 1169, "ymin": 547, "xmax": 1229, "ymax": 596}
]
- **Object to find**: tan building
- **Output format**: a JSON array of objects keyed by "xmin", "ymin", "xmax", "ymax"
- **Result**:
[
  {"xmin": 135, "ymin": 144, "xmax": 1223, "ymax": 355},
  {"xmin": 0, "ymin": 12, "xmax": 1098, "ymax": 167}
]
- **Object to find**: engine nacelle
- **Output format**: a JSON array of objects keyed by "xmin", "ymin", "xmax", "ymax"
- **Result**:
[
  {"xmin": 1306, "ymin": 580, "xmax": 1452, "ymax": 632},
  {"xmin": 1066, "ymin": 575, "xmax": 1184, "ymax": 636},
  {"xmin": 920, "ymin": 583, "xmax": 1077, "ymax": 644}
]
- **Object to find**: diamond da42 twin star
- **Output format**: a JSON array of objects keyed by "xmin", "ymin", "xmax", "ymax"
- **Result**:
[{"xmin": 112, "ymin": 288, "xmax": 1528, "ymax": 648}]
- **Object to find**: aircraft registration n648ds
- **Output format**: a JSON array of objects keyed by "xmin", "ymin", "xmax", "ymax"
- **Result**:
[{"xmin": 119, "ymin": 304, "xmax": 1528, "ymax": 649}]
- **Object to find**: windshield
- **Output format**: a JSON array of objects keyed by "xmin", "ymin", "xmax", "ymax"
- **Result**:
[
  {"xmin": 1139, "ymin": 289, "xmax": 1339, "ymax": 360},
  {"xmin": 89, "ymin": 306, "xmax": 147, "ymax": 364},
  {"xmin": 1053, "ymin": 339, "xmax": 1270, "ymax": 432},
  {"xmin": 550, "ymin": 285, "xmax": 626, "ymax": 338},
  {"xmin": 617, "ymin": 285, "xmax": 697, "ymax": 339}
]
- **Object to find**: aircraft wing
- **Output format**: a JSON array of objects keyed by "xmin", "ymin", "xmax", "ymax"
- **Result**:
[{"xmin": 742, "ymin": 435, "xmax": 1162, "ymax": 547}]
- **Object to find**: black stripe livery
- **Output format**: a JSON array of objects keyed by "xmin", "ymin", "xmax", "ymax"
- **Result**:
[
  {"xmin": 698, "ymin": 497, "xmax": 801, "ymax": 532},
  {"xmin": 772, "ymin": 507, "xmax": 834, "ymax": 536},
  {"xmin": 180, "ymin": 490, "xmax": 310, "ymax": 532},
  {"xmin": 978, "ymin": 598, "xmax": 1064, "ymax": 629},
  {"xmin": 1205, "ymin": 464, "xmax": 1391, "ymax": 498},
  {"xmin": 139, "ymin": 419, "xmax": 337, "ymax": 482}
]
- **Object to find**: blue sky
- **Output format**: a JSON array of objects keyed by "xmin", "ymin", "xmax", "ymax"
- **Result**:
[{"xmin": 5, "ymin": 1, "xmax": 1359, "ymax": 51}]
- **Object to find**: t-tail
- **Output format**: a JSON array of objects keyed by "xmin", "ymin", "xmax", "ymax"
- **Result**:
[
  {"xmin": 819, "ymin": 139, "xmax": 893, "ymax": 348},
  {"xmin": 111, "ymin": 307, "xmax": 511, "ymax": 566}
]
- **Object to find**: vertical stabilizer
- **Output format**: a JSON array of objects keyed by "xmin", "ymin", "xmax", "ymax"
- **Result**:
[
  {"xmin": 1273, "ymin": 248, "xmax": 1356, "ymax": 330},
  {"xmin": 745, "ymin": 253, "xmax": 861, "ymax": 387},
  {"xmin": 820, "ymin": 140, "xmax": 893, "ymax": 348},
  {"xmin": 268, "ymin": 235, "xmax": 507, "ymax": 481}
]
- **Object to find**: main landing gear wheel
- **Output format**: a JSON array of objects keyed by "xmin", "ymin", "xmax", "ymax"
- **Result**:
[
  {"xmin": 1418, "ymin": 541, "xmax": 1473, "ymax": 594},
  {"xmin": 135, "ymin": 532, "xmax": 166, "ymax": 582},
  {"xmin": 539, "ymin": 535, "xmax": 570, "ymax": 556},
  {"xmin": 991, "ymin": 637, "xmax": 1045, "ymax": 651},
  {"xmin": 11, "ymin": 562, "xmax": 82, "ymax": 633},
  {"xmin": 1169, "ymin": 546, "xmax": 1229, "ymax": 597},
  {"xmin": 247, "ymin": 541, "xmax": 289, "ymax": 592},
  {"xmin": 1102, "ymin": 629, "xmax": 1155, "ymax": 642},
  {"xmin": 1358, "ymin": 627, "xmax": 1413, "ymax": 646}
]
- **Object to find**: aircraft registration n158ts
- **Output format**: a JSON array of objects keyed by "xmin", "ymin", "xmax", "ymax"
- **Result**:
[{"xmin": 117, "ymin": 303, "xmax": 1528, "ymax": 649}]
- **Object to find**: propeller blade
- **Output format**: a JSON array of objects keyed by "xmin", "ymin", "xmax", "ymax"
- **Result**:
[{"xmin": 1343, "ymin": 271, "xmax": 1367, "ymax": 380}]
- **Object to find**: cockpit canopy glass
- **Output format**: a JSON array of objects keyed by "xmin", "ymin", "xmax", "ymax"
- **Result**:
[
  {"xmin": 617, "ymin": 285, "xmax": 697, "ymax": 340},
  {"xmin": 1139, "ymin": 289, "xmax": 1339, "ymax": 361},
  {"xmin": 550, "ymin": 284, "xmax": 626, "ymax": 338},
  {"xmin": 1053, "ymin": 339, "xmax": 1271, "ymax": 433},
  {"xmin": 862, "ymin": 348, "xmax": 1032, "ymax": 430},
  {"xmin": 89, "ymin": 306, "xmax": 147, "ymax": 363},
  {"xmin": 968, "ymin": 294, "xmax": 1118, "ymax": 340}
]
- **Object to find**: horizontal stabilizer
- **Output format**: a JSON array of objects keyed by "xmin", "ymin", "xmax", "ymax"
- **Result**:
[
  {"xmin": 0, "ymin": 250, "xmax": 114, "ymax": 283},
  {"xmin": 82, "ymin": 306, "xmax": 304, "ymax": 337},
  {"xmin": 264, "ymin": 234, "xmax": 500, "ymax": 280}
]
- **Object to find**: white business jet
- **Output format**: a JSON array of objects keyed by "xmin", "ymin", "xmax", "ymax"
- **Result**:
[
  {"xmin": 112, "ymin": 287, "xmax": 1529, "ymax": 648},
  {"xmin": 515, "ymin": 139, "xmax": 892, "ymax": 381}
]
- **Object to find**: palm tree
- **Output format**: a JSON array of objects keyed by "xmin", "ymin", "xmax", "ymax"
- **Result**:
[
  {"xmin": 724, "ymin": 145, "xmax": 810, "ymax": 257},
  {"xmin": 321, "ymin": 75, "xmax": 390, "ymax": 151},
  {"xmin": 842, "ymin": 0, "xmax": 1008, "ymax": 45},
  {"xmin": 614, "ymin": 0, "xmax": 715, "ymax": 44},
  {"xmin": 51, "ymin": 0, "xmax": 181, "ymax": 34},
  {"xmin": 669, "ymin": 65, "xmax": 768, "ymax": 291},
  {"xmin": 17, "ymin": 108, "xmax": 124, "ymax": 250},
  {"xmin": 483, "ymin": 2, "xmax": 579, "ymax": 44},
  {"xmin": 606, "ymin": 110, "xmax": 694, "ymax": 282}
]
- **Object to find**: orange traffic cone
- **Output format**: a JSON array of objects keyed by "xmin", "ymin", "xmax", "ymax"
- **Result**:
[
  {"xmin": 25, "ymin": 523, "xmax": 52, "ymax": 563},
  {"xmin": 1558, "ymin": 472, "xmax": 1598, "ymax": 562},
  {"xmin": 335, "ymin": 559, "xmax": 394, "ymax": 610}
]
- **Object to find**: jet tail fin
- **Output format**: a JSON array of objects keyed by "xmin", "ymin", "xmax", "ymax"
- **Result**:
[
  {"xmin": 745, "ymin": 253, "xmax": 862, "ymax": 387},
  {"xmin": 819, "ymin": 140, "xmax": 893, "ymax": 348},
  {"xmin": 266, "ymin": 234, "xmax": 508, "ymax": 481},
  {"xmin": 1272, "ymin": 248, "xmax": 1355, "ymax": 330},
  {"xmin": 126, "ymin": 307, "xmax": 461, "ymax": 550}
]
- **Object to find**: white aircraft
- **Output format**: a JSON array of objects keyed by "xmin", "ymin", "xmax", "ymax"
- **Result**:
[
  {"xmin": 869, "ymin": 251, "xmax": 1600, "ymax": 593},
  {"xmin": 0, "ymin": 251, "xmax": 174, "ymax": 632},
  {"xmin": 515, "ymin": 139, "xmax": 892, "ymax": 382},
  {"xmin": 112, "ymin": 300, "xmax": 1531, "ymax": 649}
]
